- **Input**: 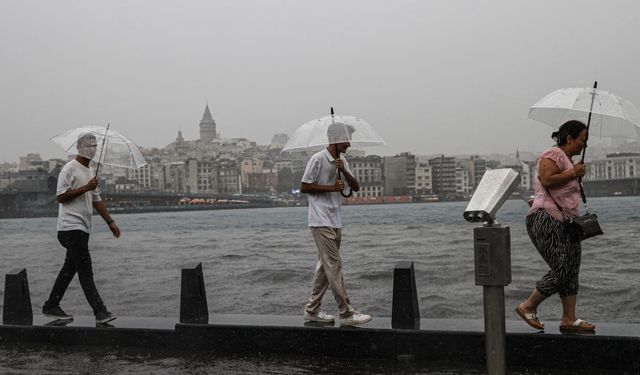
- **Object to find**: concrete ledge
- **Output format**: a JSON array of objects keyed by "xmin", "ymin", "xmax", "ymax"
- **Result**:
[{"xmin": 1, "ymin": 315, "xmax": 639, "ymax": 371}]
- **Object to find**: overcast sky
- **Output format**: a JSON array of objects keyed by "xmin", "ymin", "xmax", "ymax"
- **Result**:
[{"xmin": 2, "ymin": 0, "xmax": 640, "ymax": 163}]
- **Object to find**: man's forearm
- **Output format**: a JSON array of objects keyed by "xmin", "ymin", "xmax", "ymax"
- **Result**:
[
  {"xmin": 93, "ymin": 201, "xmax": 114, "ymax": 224},
  {"xmin": 341, "ymin": 171, "xmax": 360, "ymax": 192},
  {"xmin": 300, "ymin": 183, "xmax": 337, "ymax": 194}
]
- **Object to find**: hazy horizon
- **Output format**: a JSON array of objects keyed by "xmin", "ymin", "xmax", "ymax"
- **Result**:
[{"xmin": 2, "ymin": 0, "xmax": 640, "ymax": 163}]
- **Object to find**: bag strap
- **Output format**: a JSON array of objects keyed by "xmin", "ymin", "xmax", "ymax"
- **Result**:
[
  {"xmin": 539, "ymin": 176, "xmax": 571, "ymax": 221},
  {"xmin": 538, "ymin": 174, "xmax": 591, "ymax": 220}
]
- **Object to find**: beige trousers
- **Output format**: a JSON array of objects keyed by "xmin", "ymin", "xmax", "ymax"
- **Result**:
[{"xmin": 304, "ymin": 227, "xmax": 356, "ymax": 318}]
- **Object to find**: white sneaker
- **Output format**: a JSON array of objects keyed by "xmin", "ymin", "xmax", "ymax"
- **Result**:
[
  {"xmin": 341, "ymin": 312, "xmax": 372, "ymax": 326},
  {"xmin": 303, "ymin": 310, "xmax": 335, "ymax": 323}
]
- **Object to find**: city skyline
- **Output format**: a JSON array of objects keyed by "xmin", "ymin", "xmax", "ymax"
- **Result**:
[
  {"xmin": 2, "ymin": 1, "xmax": 640, "ymax": 163},
  {"xmin": 4, "ymin": 101, "xmax": 639, "ymax": 168}
]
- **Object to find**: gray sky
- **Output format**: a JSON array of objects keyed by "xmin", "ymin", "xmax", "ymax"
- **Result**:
[{"xmin": 2, "ymin": 0, "xmax": 640, "ymax": 163}]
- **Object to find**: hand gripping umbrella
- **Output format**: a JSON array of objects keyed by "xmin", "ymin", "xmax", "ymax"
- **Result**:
[{"xmin": 282, "ymin": 108, "xmax": 386, "ymax": 197}]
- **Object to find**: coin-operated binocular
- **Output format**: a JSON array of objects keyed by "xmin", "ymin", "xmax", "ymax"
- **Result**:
[
  {"xmin": 464, "ymin": 168, "xmax": 520, "ymax": 286},
  {"xmin": 463, "ymin": 168, "xmax": 520, "ymax": 375}
]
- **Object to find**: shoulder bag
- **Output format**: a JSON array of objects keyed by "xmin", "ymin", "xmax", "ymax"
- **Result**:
[{"xmin": 541, "ymin": 177, "xmax": 603, "ymax": 243}]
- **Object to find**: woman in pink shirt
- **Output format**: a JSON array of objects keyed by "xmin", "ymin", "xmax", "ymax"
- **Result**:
[{"xmin": 515, "ymin": 120, "xmax": 596, "ymax": 332}]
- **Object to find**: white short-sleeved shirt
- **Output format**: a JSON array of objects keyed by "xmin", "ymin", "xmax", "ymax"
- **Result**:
[
  {"xmin": 56, "ymin": 159, "xmax": 102, "ymax": 233},
  {"xmin": 301, "ymin": 149, "xmax": 353, "ymax": 228}
]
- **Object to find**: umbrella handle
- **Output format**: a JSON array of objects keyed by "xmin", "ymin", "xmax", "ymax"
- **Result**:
[
  {"xmin": 335, "ymin": 145, "xmax": 353, "ymax": 198},
  {"xmin": 336, "ymin": 169, "xmax": 353, "ymax": 197}
]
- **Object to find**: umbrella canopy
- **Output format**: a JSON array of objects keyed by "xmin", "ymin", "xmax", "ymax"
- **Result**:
[
  {"xmin": 528, "ymin": 87, "xmax": 640, "ymax": 139},
  {"xmin": 282, "ymin": 113, "xmax": 385, "ymax": 152},
  {"xmin": 51, "ymin": 125, "xmax": 147, "ymax": 169}
]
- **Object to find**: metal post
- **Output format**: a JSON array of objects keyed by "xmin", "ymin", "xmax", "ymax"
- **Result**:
[
  {"xmin": 484, "ymin": 285, "xmax": 506, "ymax": 375},
  {"xmin": 474, "ymin": 224, "xmax": 510, "ymax": 375}
]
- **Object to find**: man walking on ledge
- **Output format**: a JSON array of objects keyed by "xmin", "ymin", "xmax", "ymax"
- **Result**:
[
  {"xmin": 301, "ymin": 123, "xmax": 372, "ymax": 326},
  {"xmin": 42, "ymin": 133, "xmax": 119, "ymax": 324}
]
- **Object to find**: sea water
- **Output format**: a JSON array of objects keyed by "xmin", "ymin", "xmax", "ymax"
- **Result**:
[{"xmin": 1, "ymin": 197, "xmax": 638, "ymax": 373}]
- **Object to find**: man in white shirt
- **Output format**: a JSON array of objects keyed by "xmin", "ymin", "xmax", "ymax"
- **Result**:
[
  {"xmin": 42, "ymin": 133, "xmax": 120, "ymax": 324},
  {"xmin": 301, "ymin": 123, "xmax": 372, "ymax": 326}
]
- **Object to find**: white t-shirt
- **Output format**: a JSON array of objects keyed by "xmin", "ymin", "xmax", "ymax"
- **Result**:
[
  {"xmin": 301, "ymin": 149, "xmax": 353, "ymax": 228},
  {"xmin": 56, "ymin": 159, "xmax": 102, "ymax": 233}
]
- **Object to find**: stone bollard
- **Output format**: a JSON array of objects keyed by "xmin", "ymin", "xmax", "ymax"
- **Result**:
[
  {"xmin": 180, "ymin": 263, "xmax": 208, "ymax": 324},
  {"xmin": 392, "ymin": 261, "xmax": 420, "ymax": 329},
  {"xmin": 3, "ymin": 268, "xmax": 33, "ymax": 325}
]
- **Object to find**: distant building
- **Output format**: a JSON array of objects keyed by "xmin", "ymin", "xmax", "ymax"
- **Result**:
[
  {"xmin": 429, "ymin": 155, "xmax": 457, "ymax": 195},
  {"xmin": 455, "ymin": 165, "xmax": 471, "ymax": 195},
  {"xmin": 586, "ymin": 152, "xmax": 640, "ymax": 180},
  {"xmin": 383, "ymin": 152, "xmax": 416, "ymax": 196},
  {"xmin": 350, "ymin": 155, "xmax": 384, "ymax": 198},
  {"xmin": 162, "ymin": 161, "xmax": 187, "ymax": 193},
  {"xmin": 18, "ymin": 153, "xmax": 44, "ymax": 172},
  {"xmin": 199, "ymin": 104, "xmax": 217, "ymax": 142},
  {"xmin": 384, "ymin": 156, "xmax": 408, "ymax": 196},
  {"xmin": 185, "ymin": 158, "xmax": 218, "ymax": 194},
  {"xmin": 218, "ymin": 159, "xmax": 240, "ymax": 194},
  {"xmin": 415, "ymin": 162, "xmax": 432, "ymax": 195},
  {"xmin": 459, "ymin": 156, "xmax": 487, "ymax": 192},
  {"xmin": 270, "ymin": 133, "xmax": 289, "ymax": 148}
]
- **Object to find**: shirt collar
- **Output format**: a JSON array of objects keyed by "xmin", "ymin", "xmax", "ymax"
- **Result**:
[{"xmin": 321, "ymin": 148, "xmax": 336, "ymax": 162}]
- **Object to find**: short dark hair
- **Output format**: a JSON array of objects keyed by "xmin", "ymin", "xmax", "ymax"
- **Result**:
[
  {"xmin": 552, "ymin": 120, "xmax": 587, "ymax": 146},
  {"xmin": 327, "ymin": 123, "xmax": 355, "ymax": 144}
]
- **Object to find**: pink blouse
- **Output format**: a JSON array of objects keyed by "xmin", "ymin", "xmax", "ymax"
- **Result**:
[{"xmin": 528, "ymin": 146, "xmax": 581, "ymax": 221}]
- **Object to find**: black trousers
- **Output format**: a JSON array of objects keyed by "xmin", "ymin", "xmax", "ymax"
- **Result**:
[{"xmin": 44, "ymin": 230, "xmax": 106, "ymax": 314}]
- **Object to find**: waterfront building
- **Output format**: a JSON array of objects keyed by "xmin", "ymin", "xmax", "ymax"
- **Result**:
[
  {"xmin": 127, "ymin": 158, "xmax": 163, "ymax": 191},
  {"xmin": 459, "ymin": 155, "xmax": 487, "ymax": 192},
  {"xmin": 185, "ymin": 158, "xmax": 218, "ymax": 194},
  {"xmin": 384, "ymin": 152, "xmax": 416, "ymax": 196},
  {"xmin": 161, "ymin": 161, "xmax": 187, "ymax": 193},
  {"xmin": 586, "ymin": 152, "xmax": 640, "ymax": 181},
  {"xmin": 350, "ymin": 155, "xmax": 384, "ymax": 198},
  {"xmin": 455, "ymin": 165, "xmax": 471, "ymax": 196},
  {"xmin": 384, "ymin": 156, "xmax": 408, "ymax": 196},
  {"xmin": 218, "ymin": 159, "xmax": 240, "ymax": 194},
  {"xmin": 415, "ymin": 162, "xmax": 432, "ymax": 195},
  {"xmin": 429, "ymin": 155, "xmax": 457, "ymax": 197},
  {"xmin": 241, "ymin": 158, "xmax": 278, "ymax": 193}
]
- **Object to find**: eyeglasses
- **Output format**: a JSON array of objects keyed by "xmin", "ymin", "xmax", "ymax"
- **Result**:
[{"xmin": 82, "ymin": 144, "xmax": 98, "ymax": 148}]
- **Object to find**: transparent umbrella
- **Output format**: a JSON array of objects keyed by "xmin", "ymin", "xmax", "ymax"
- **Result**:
[
  {"xmin": 529, "ymin": 83, "xmax": 640, "ymax": 140},
  {"xmin": 282, "ymin": 109, "xmax": 386, "ymax": 152},
  {"xmin": 51, "ymin": 124, "xmax": 147, "ymax": 176},
  {"xmin": 282, "ymin": 108, "xmax": 385, "ymax": 197},
  {"xmin": 529, "ymin": 81, "xmax": 640, "ymax": 207}
]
